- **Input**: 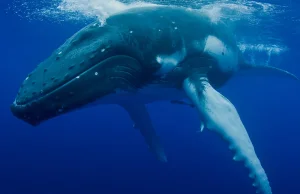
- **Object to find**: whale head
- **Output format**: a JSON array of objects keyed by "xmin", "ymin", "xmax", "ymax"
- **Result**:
[{"xmin": 10, "ymin": 21, "xmax": 147, "ymax": 126}]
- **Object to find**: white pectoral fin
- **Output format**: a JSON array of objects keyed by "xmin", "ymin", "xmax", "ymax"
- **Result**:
[
  {"xmin": 120, "ymin": 103, "xmax": 167, "ymax": 162},
  {"xmin": 183, "ymin": 76, "xmax": 272, "ymax": 194}
]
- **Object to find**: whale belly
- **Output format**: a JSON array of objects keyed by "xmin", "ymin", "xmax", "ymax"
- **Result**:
[{"xmin": 94, "ymin": 85, "xmax": 187, "ymax": 105}]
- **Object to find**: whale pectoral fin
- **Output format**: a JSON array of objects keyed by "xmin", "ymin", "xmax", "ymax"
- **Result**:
[
  {"xmin": 183, "ymin": 75, "xmax": 272, "ymax": 194},
  {"xmin": 170, "ymin": 100, "xmax": 195, "ymax": 108},
  {"xmin": 120, "ymin": 103, "xmax": 167, "ymax": 162},
  {"xmin": 239, "ymin": 63, "xmax": 299, "ymax": 81}
]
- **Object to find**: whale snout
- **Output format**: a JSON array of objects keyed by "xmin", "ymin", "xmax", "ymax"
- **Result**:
[
  {"xmin": 10, "ymin": 99, "xmax": 63, "ymax": 126},
  {"xmin": 9, "ymin": 22, "xmax": 124, "ymax": 125},
  {"xmin": 10, "ymin": 59, "xmax": 119, "ymax": 125},
  {"xmin": 11, "ymin": 54, "xmax": 144, "ymax": 126}
]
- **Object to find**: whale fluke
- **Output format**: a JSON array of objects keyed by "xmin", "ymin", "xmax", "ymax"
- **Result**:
[{"xmin": 183, "ymin": 75, "xmax": 272, "ymax": 194}]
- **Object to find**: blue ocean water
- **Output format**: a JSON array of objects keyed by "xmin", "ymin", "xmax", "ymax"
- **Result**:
[{"xmin": 1, "ymin": 0, "xmax": 300, "ymax": 194}]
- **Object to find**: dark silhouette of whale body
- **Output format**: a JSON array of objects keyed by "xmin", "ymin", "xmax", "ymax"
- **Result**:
[{"xmin": 11, "ymin": 6, "xmax": 299, "ymax": 194}]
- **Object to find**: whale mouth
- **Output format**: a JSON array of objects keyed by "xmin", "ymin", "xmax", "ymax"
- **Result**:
[
  {"xmin": 11, "ymin": 54, "xmax": 144, "ymax": 126},
  {"xmin": 10, "ymin": 57, "xmax": 112, "ymax": 126}
]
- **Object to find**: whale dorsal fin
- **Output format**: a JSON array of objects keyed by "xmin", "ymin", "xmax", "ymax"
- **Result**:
[{"xmin": 239, "ymin": 62, "xmax": 299, "ymax": 81}]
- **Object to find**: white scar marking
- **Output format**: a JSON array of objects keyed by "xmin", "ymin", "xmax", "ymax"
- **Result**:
[
  {"xmin": 204, "ymin": 35, "xmax": 238, "ymax": 72},
  {"xmin": 155, "ymin": 47, "xmax": 186, "ymax": 77}
]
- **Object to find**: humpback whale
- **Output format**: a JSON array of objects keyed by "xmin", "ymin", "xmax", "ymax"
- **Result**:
[{"xmin": 10, "ymin": 5, "xmax": 298, "ymax": 194}]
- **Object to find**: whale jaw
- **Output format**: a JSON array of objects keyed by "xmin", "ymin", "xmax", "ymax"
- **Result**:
[{"xmin": 10, "ymin": 55, "xmax": 145, "ymax": 126}]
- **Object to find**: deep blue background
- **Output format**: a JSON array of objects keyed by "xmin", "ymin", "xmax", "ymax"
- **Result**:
[{"xmin": 1, "ymin": 0, "xmax": 300, "ymax": 194}]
